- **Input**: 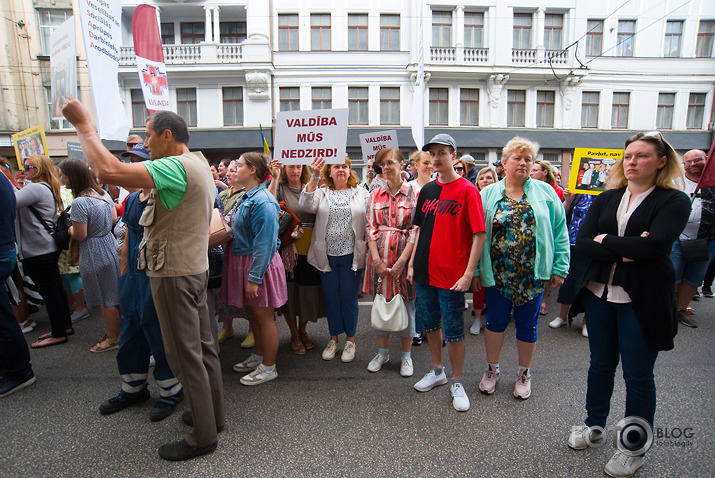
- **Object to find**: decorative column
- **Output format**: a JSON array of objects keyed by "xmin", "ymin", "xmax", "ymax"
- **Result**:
[
  {"xmin": 204, "ymin": 6, "xmax": 212, "ymax": 42},
  {"xmin": 213, "ymin": 7, "xmax": 220, "ymax": 43},
  {"xmin": 535, "ymin": 7, "xmax": 545, "ymax": 62},
  {"xmin": 455, "ymin": 5, "xmax": 465, "ymax": 63},
  {"xmin": 560, "ymin": 76, "xmax": 582, "ymax": 128}
]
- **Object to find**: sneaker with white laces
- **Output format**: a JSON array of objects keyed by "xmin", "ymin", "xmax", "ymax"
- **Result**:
[
  {"xmin": 513, "ymin": 369, "xmax": 532, "ymax": 399},
  {"xmin": 233, "ymin": 353, "xmax": 260, "ymax": 373},
  {"xmin": 478, "ymin": 365, "xmax": 500, "ymax": 394},
  {"xmin": 568, "ymin": 425, "xmax": 603, "ymax": 450},
  {"xmin": 469, "ymin": 318, "xmax": 481, "ymax": 335},
  {"xmin": 414, "ymin": 370, "xmax": 448, "ymax": 392},
  {"xmin": 604, "ymin": 451, "xmax": 645, "ymax": 478},
  {"xmin": 341, "ymin": 341, "xmax": 356, "ymax": 363},
  {"xmin": 549, "ymin": 316, "xmax": 567, "ymax": 328},
  {"xmin": 451, "ymin": 382, "xmax": 470, "ymax": 411},
  {"xmin": 400, "ymin": 357, "xmax": 414, "ymax": 377},
  {"xmin": 239, "ymin": 364, "xmax": 278, "ymax": 386},
  {"xmin": 321, "ymin": 340, "xmax": 339, "ymax": 360},
  {"xmin": 367, "ymin": 353, "xmax": 389, "ymax": 372}
]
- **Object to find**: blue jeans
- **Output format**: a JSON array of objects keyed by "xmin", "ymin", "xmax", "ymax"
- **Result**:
[
  {"xmin": 583, "ymin": 290, "xmax": 658, "ymax": 428},
  {"xmin": 319, "ymin": 254, "xmax": 363, "ymax": 337},
  {"xmin": 0, "ymin": 249, "xmax": 33, "ymax": 381},
  {"xmin": 414, "ymin": 282, "xmax": 465, "ymax": 342},
  {"xmin": 670, "ymin": 239, "xmax": 715, "ymax": 286}
]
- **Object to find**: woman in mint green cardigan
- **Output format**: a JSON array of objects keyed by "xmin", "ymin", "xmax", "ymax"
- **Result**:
[{"xmin": 473, "ymin": 137, "xmax": 570, "ymax": 400}]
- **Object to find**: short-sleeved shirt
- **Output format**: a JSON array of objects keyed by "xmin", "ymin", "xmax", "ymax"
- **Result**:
[
  {"xmin": 413, "ymin": 176, "xmax": 485, "ymax": 289},
  {"xmin": 142, "ymin": 157, "xmax": 187, "ymax": 210}
]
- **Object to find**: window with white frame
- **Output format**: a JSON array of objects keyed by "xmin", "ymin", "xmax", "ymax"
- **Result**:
[
  {"xmin": 348, "ymin": 87, "xmax": 368, "ymax": 125},
  {"xmin": 177, "ymin": 88, "xmax": 197, "ymax": 126},
  {"xmin": 616, "ymin": 20, "xmax": 635, "ymax": 57},
  {"xmin": 460, "ymin": 88, "xmax": 479, "ymax": 126},
  {"xmin": 311, "ymin": 14, "xmax": 331, "ymax": 51},
  {"xmin": 380, "ymin": 87, "xmax": 400, "ymax": 125},
  {"xmin": 432, "ymin": 11, "xmax": 452, "ymax": 48},
  {"xmin": 585, "ymin": 20, "xmax": 603, "ymax": 56},
  {"xmin": 581, "ymin": 91, "xmax": 599, "ymax": 128},
  {"xmin": 656, "ymin": 93, "xmax": 675, "ymax": 130},
  {"xmin": 380, "ymin": 14, "xmax": 400, "ymax": 51},
  {"xmin": 536, "ymin": 91, "xmax": 555, "ymax": 127},
  {"xmin": 611, "ymin": 92, "xmax": 630, "ymax": 129},
  {"xmin": 279, "ymin": 14, "xmax": 299, "ymax": 51},
  {"xmin": 312, "ymin": 87, "xmax": 332, "ymax": 110},
  {"xmin": 464, "ymin": 12, "xmax": 484, "ymax": 48},
  {"xmin": 507, "ymin": 90, "xmax": 526, "ymax": 127},
  {"xmin": 696, "ymin": 21, "xmax": 714, "ymax": 58},
  {"xmin": 280, "ymin": 87, "xmax": 300, "ymax": 111},
  {"xmin": 664, "ymin": 20, "xmax": 683, "ymax": 57},
  {"xmin": 429, "ymin": 88, "xmax": 449, "ymax": 125},
  {"xmin": 513, "ymin": 13, "xmax": 532, "ymax": 50},
  {"xmin": 544, "ymin": 14, "xmax": 563, "ymax": 51},
  {"xmin": 348, "ymin": 14, "xmax": 368, "ymax": 51},
  {"xmin": 38, "ymin": 9, "xmax": 72, "ymax": 55},
  {"xmin": 223, "ymin": 87, "xmax": 243, "ymax": 126},
  {"xmin": 687, "ymin": 93, "xmax": 706, "ymax": 129}
]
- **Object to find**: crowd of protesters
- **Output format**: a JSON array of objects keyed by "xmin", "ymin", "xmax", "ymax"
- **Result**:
[{"xmin": 1, "ymin": 96, "xmax": 712, "ymax": 476}]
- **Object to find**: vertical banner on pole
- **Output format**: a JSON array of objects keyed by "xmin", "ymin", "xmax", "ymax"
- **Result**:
[
  {"xmin": 411, "ymin": 1, "xmax": 425, "ymax": 150},
  {"xmin": 132, "ymin": 5, "xmax": 170, "ymax": 114},
  {"xmin": 78, "ymin": 0, "xmax": 129, "ymax": 141}
]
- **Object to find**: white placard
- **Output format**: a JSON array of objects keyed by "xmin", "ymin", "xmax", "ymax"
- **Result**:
[
  {"xmin": 274, "ymin": 108, "xmax": 349, "ymax": 165},
  {"xmin": 50, "ymin": 18, "xmax": 77, "ymax": 120},
  {"xmin": 136, "ymin": 56, "xmax": 171, "ymax": 111},
  {"xmin": 78, "ymin": 0, "xmax": 129, "ymax": 141},
  {"xmin": 359, "ymin": 130, "xmax": 399, "ymax": 163}
]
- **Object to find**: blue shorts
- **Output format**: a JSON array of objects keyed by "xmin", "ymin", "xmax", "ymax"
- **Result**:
[
  {"xmin": 484, "ymin": 287, "xmax": 543, "ymax": 343},
  {"xmin": 414, "ymin": 282, "xmax": 465, "ymax": 342},
  {"xmin": 671, "ymin": 240, "xmax": 715, "ymax": 287}
]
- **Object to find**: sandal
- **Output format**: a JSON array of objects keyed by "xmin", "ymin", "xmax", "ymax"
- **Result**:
[
  {"xmin": 540, "ymin": 304, "xmax": 548, "ymax": 315},
  {"xmin": 291, "ymin": 335, "xmax": 306, "ymax": 355},
  {"xmin": 90, "ymin": 337, "xmax": 119, "ymax": 354},
  {"xmin": 38, "ymin": 329, "xmax": 74, "ymax": 340},
  {"xmin": 300, "ymin": 330, "xmax": 315, "ymax": 350},
  {"xmin": 31, "ymin": 336, "xmax": 68, "ymax": 348}
]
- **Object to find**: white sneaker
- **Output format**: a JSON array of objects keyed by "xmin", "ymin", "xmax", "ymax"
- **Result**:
[
  {"xmin": 321, "ymin": 340, "xmax": 339, "ymax": 360},
  {"xmin": 414, "ymin": 370, "xmax": 448, "ymax": 392},
  {"xmin": 149, "ymin": 355, "xmax": 156, "ymax": 367},
  {"xmin": 367, "ymin": 353, "xmax": 389, "ymax": 372},
  {"xmin": 239, "ymin": 364, "xmax": 278, "ymax": 386},
  {"xmin": 549, "ymin": 316, "xmax": 567, "ymax": 328},
  {"xmin": 604, "ymin": 451, "xmax": 644, "ymax": 478},
  {"xmin": 71, "ymin": 309, "xmax": 90, "ymax": 323},
  {"xmin": 233, "ymin": 353, "xmax": 260, "ymax": 372},
  {"xmin": 451, "ymin": 382, "xmax": 470, "ymax": 412},
  {"xmin": 582, "ymin": 324, "xmax": 589, "ymax": 337},
  {"xmin": 400, "ymin": 357, "xmax": 414, "ymax": 377},
  {"xmin": 469, "ymin": 318, "xmax": 481, "ymax": 335},
  {"xmin": 568, "ymin": 425, "xmax": 603, "ymax": 450},
  {"xmin": 513, "ymin": 369, "xmax": 532, "ymax": 400},
  {"xmin": 341, "ymin": 341, "xmax": 356, "ymax": 362}
]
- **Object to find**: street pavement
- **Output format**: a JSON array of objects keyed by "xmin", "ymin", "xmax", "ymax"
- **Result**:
[{"xmin": 1, "ymin": 291, "xmax": 713, "ymax": 477}]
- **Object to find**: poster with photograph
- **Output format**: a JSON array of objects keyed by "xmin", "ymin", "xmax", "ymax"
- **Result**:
[
  {"xmin": 568, "ymin": 148, "xmax": 623, "ymax": 195},
  {"xmin": 12, "ymin": 125, "xmax": 49, "ymax": 169},
  {"xmin": 50, "ymin": 17, "xmax": 77, "ymax": 120}
]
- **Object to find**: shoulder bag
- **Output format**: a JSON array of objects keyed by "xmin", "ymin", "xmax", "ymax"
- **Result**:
[{"xmin": 371, "ymin": 278, "xmax": 408, "ymax": 332}]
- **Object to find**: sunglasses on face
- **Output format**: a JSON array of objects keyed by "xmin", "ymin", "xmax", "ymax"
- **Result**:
[
  {"xmin": 455, "ymin": 167, "xmax": 464, "ymax": 172},
  {"xmin": 127, "ymin": 142, "xmax": 141, "ymax": 148},
  {"xmin": 23, "ymin": 165, "xmax": 37, "ymax": 170}
]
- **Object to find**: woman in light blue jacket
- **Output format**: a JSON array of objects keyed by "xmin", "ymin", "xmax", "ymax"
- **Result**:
[{"xmin": 473, "ymin": 137, "xmax": 569, "ymax": 400}]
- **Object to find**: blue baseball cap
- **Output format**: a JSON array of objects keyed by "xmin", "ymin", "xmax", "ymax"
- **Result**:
[{"xmin": 121, "ymin": 143, "xmax": 150, "ymax": 161}]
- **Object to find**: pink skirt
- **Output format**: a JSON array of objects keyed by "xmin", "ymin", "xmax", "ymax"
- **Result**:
[{"xmin": 222, "ymin": 252, "xmax": 288, "ymax": 309}]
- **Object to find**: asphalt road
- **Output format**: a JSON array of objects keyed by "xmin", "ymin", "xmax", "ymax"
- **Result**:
[{"xmin": 1, "ymin": 291, "xmax": 713, "ymax": 477}]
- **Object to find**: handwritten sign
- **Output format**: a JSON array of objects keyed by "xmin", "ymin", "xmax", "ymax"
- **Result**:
[
  {"xmin": 568, "ymin": 148, "xmax": 623, "ymax": 195},
  {"xmin": 359, "ymin": 130, "xmax": 399, "ymax": 163},
  {"xmin": 274, "ymin": 108, "xmax": 349, "ymax": 164}
]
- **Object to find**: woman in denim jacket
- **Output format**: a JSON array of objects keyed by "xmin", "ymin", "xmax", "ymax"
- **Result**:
[{"xmin": 222, "ymin": 152, "xmax": 287, "ymax": 386}]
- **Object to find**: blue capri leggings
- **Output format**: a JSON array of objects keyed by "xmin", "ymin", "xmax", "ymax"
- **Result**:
[{"xmin": 484, "ymin": 286, "xmax": 544, "ymax": 343}]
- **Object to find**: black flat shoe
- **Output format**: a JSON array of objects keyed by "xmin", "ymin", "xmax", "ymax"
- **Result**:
[{"xmin": 158, "ymin": 439, "xmax": 217, "ymax": 461}]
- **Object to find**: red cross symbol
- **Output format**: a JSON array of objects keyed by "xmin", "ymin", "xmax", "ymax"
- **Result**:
[{"xmin": 142, "ymin": 65, "xmax": 167, "ymax": 95}]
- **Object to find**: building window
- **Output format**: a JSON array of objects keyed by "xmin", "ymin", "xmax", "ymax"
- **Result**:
[
  {"xmin": 536, "ymin": 91, "xmax": 555, "ymax": 127},
  {"xmin": 220, "ymin": 22, "xmax": 246, "ymax": 44},
  {"xmin": 663, "ymin": 20, "xmax": 683, "ymax": 57},
  {"xmin": 655, "ymin": 93, "xmax": 675, "ymax": 130},
  {"xmin": 311, "ymin": 14, "xmax": 331, "ymax": 51},
  {"xmin": 611, "ymin": 92, "xmax": 630, "ymax": 129},
  {"xmin": 278, "ymin": 14, "xmax": 299, "ymax": 51},
  {"xmin": 131, "ymin": 89, "xmax": 148, "ymax": 128},
  {"xmin": 464, "ymin": 12, "xmax": 484, "ymax": 48},
  {"xmin": 348, "ymin": 87, "xmax": 368, "ymax": 125},
  {"xmin": 176, "ymin": 88, "xmax": 197, "ymax": 126},
  {"xmin": 544, "ymin": 14, "xmax": 563, "ymax": 51},
  {"xmin": 507, "ymin": 90, "xmax": 526, "ymax": 127},
  {"xmin": 348, "ymin": 14, "xmax": 368, "ymax": 51},
  {"xmin": 380, "ymin": 87, "xmax": 400, "ymax": 125},
  {"xmin": 181, "ymin": 22, "xmax": 205, "ymax": 44},
  {"xmin": 380, "ymin": 14, "xmax": 400, "ymax": 51},
  {"xmin": 616, "ymin": 20, "xmax": 635, "ymax": 57},
  {"xmin": 429, "ymin": 88, "xmax": 449, "ymax": 125},
  {"xmin": 223, "ymin": 87, "xmax": 243, "ymax": 126},
  {"xmin": 312, "ymin": 87, "xmax": 332, "ymax": 110},
  {"xmin": 38, "ymin": 9, "xmax": 72, "ymax": 55},
  {"xmin": 513, "ymin": 13, "xmax": 532, "ymax": 50},
  {"xmin": 161, "ymin": 23, "xmax": 175, "ymax": 44},
  {"xmin": 47, "ymin": 88, "xmax": 72, "ymax": 130},
  {"xmin": 696, "ymin": 21, "xmax": 714, "ymax": 58},
  {"xmin": 460, "ymin": 88, "xmax": 479, "ymax": 126},
  {"xmin": 432, "ymin": 11, "xmax": 452, "ymax": 48},
  {"xmin": 581, "ymin": 91, "xmax": 600, "ymax": 128},
  {"xmin": 585, "ymin": 20, "xmax": 603, "ymax": 56},
  {"xmin": 279, "ymin": 87, "xmax": 300, "ymax": 111},
  {"xmin": 687, "ymin": 93, "xmax": 706, "ymax": 129}
]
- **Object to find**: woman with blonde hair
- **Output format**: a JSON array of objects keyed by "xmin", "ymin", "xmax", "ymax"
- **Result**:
[
  {"xmin": 407, "ymin": 151, "xmax": 434, "ymax": 191},
  {"xmin": 300, "ymin": 156, "xmax": 369, "ymax": 363},
  {"xmin": 14, "ymin": 155, "xmax": 73, "ymax": 348},
  {"xmin": 567, "ymin": 131, "xmax": 689, "ymax": 477}
]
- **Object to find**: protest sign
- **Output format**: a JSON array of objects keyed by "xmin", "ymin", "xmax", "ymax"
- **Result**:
[
  {"xmin": 78, "ymin": 0, "xmax": 130, "ymax": 141},
  {"xmin": 12, "ymin": 125, "xmax": 48, "ymax": 169},
  {"xmin": 568, "ymin": 148, "xmax": 623, "ymax": 195},
  {"xmin": 67, "ymin": 142, "xmax": 86, "ymax": 163},
  {"xmin": 359, "ymin": 130, "xmax": 399, "ymax": 163},
  {"xmin": 274, "ymin": 109, "xmax": 349, "ymax": 165},
  {"xmin": 50, "ymin": 17, "xmax": 77, "ymax": 120}
]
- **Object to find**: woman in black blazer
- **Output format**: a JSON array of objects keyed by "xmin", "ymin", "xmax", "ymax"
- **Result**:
[{"xmin": 567, "ymin": 132, "xmax": 690, "ymax": 478}]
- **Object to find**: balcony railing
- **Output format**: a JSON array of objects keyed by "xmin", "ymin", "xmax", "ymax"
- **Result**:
[
  {"xmin": 119, "ymin": 43, "xmax": 243, "ymax": 66},
  {"xmin": 430, "ymin": 46, "xmax": 455, "ymax": 62},
  {"xmin": 512, "ymin": 49, "xmax": 536, "ymax": 64},
  {"xmin": 464, "ymin": 47, "xmax": 489, "ymax": 63},
  {"xmin": 545, "ymin": 49, "xmax": 568, "ymax": 65},
  {"xmin": 430, "ymin": 46, "xmax": 489, "ymax": 64}
]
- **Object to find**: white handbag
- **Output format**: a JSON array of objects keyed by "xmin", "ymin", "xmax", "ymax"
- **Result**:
[{"xmin": 371, "ymin": 278, "xmax": 408, "ymax": 332}]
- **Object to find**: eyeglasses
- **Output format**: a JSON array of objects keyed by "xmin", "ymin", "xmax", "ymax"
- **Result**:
[
  {"xmin": 454, "ymin": 167, "xmax": 464, "ymax": 172},
  {"xmin": 684, "ymin": 156, "xmax": 706, "ymax": 166},
  {"xmin": 640, "ymin": 131, "xmax": 665, "ymax": 145},
  {"xmin": 127, "ymin": 142, "xmax": 141, "ymax": 148},
  {"xmin": 23, "ymin": 165, "xmax": 37, "ymax": 170}
]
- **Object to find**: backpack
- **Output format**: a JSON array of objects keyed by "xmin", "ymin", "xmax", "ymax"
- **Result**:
[{"xmin": 28, "ymin": 183, "xmax": 71, "ymax": 250}]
